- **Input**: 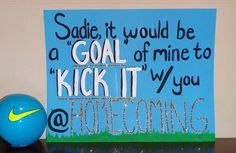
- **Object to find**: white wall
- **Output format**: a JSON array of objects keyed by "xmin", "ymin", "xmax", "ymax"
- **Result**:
[{"xmin": 0, "ymin": 0, "xmax": 235, "ymax": 139}]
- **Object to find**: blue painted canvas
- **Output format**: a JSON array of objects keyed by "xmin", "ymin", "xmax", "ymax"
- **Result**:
[{"xmin": 44, "ymin": 9, "xmax": 216, "ymax": 142}]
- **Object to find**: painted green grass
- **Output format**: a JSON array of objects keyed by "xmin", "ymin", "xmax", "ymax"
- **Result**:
[{"xmin": 47, "ymin": 132, "xmax": 215, "ymax": 142}]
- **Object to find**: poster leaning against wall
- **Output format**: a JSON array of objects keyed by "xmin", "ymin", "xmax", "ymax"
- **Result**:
[{"xmin": 44, "ymin": 9, "xmax": 216, "ymax": 142}]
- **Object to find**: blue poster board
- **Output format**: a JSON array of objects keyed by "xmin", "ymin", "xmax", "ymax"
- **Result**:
[{"xmin": 44, "ymin": 9, "xmax": 216, "ymax": 142}]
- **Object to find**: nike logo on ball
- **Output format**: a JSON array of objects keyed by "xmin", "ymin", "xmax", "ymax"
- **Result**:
[{"xmin": 8, "ymin": 108, "xmax": 41, "ymax": 122}]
